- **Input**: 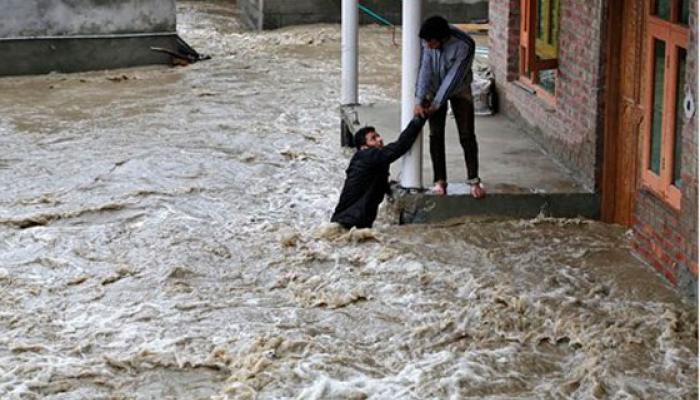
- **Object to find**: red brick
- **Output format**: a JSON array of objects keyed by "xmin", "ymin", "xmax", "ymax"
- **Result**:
[
  {"xmin": 661, "ymin": 224, "xmax": 672, "ymax": 236},
  {"xmin": 662, "ymin": 268, "xmax": 678, "ymax": 285},
  {"xmin": 658, "ymin": 252, "xmax": 676, "ymax": 269},
  {"xmin": 674, "ymin": 252, "xmax": 686, "ymax": 264}
]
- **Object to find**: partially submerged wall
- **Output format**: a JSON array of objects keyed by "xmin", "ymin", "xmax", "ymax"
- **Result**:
[
  {"xmin": 490, "ymin": 0, "xmax": 698, "ymax": 301},
  {"xmin": 239, "ymin": 0, "xmax": 489, "ymax": 30},
  {"xmin": 631, "ymin": 0, "xmax": 699, "ymax": 302},
  {"xmin": 0, "ymin": 0, "xmax": 179, "ymax": 76}
]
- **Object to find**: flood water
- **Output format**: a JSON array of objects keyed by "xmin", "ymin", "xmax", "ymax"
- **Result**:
[{"xmin": 0, "ymin": 2, "xmax": 697, "ymax": 399}]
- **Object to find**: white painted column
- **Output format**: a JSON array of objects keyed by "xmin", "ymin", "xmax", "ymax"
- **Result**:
[
  {"xmin": 257, "ymin": 0, "xmax": 264, "ymax": 31},
  {"xmin": 341, "ymin": 0, "xmax": 359, "ymax": 105},
  {"xmin": 399, "ymin": 0, "xmax": 423, "ymax": 189}
]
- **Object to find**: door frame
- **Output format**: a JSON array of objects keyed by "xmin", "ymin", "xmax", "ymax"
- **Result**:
[
  {"xmin": 601, "ymin": 0, "xmax": 645, "ymax": 226},
  {"xmin": 601, "ymin": 0, "xmax": 626, "ymax": 224}
]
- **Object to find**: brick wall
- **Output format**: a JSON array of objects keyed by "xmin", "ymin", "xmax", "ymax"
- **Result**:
[
  {"xmin": 490, "ymin": 0, "xmax": 698, "ymax": 299},
  {"xmin": 631, "ymin": 0, "xmax": 698, "ymax": 300},
  {"xmin": 489, "ymin": 0, "xmax": 607, "ymax": 190},
  {"xmin": 488, "ymin": 0, "xmax": 519, "ymax": 83}
]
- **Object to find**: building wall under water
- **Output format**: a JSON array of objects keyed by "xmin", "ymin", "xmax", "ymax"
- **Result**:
[{"xmin": 0, "ymin": 0, "xmax": 180, "ymax": 76}]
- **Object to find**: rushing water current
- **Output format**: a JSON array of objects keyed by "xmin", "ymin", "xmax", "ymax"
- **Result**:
[{"xmin": 0, "ymin": 2, "xmax": 697, "ymax": 399}]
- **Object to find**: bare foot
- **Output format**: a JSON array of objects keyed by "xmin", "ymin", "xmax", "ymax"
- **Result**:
[
  {"xmin": 470, "ymin": 182, "xmax": 486, "ymax": 199},
  {"xmin": 431, "ymin": 181, "xmax": 447, "ymax": 196}
]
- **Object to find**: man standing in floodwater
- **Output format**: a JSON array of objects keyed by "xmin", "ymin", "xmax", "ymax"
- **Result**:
[
  {"xmin": 331, "ymin": 117, "xmax": 427, "ymax": 229},
  {"xmin": 414, "ymin": 15, "xmax": 485, "ymax": 199}
]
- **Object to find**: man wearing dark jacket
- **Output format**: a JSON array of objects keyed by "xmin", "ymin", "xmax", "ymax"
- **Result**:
[{"xmin": 331, "ymin": 117, "xmax": 426, "ymax": 229}]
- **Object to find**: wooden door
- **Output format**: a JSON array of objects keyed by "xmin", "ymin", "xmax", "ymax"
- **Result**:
[{"xmin": 601, "ymin": 0, "xmax": 647, "ymax": 225}]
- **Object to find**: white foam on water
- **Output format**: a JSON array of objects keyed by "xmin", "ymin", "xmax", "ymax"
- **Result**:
[{"xmin": 0, "ymin": 2, "xmax": 695, "ymax": 400}]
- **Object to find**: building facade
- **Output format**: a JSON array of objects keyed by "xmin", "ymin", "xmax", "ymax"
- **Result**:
[{"xmin": 490, "ymin": 0, "xmax": 698, "ymax": 299}]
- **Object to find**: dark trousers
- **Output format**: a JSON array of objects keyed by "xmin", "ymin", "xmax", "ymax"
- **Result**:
[{"xmin": 428, "ymin": 91, "xmax": 479, "ymax": 183}]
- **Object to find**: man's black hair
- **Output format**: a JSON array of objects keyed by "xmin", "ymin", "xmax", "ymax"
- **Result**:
[
  {"xmin": 419, "ymin": 15, "xmax": 451, "ymax": 41},
  {"xmin": 354, "ymin": 126, "xmax": 375, "ymax": 149}
]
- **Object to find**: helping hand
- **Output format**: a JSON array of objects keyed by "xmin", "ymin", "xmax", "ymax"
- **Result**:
[
  {"xmin": 413, "ymin": 105, "xmax": 437, "ymax": 118},
  {"xmin": 413, "ymin": 104, "xmax": 427, "ymax": 118}
]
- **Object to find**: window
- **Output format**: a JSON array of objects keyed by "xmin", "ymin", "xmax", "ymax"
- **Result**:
[
  {"xmin": 642, "ymin": 0, "xmax": 690, "ymax": 209},
  {"xmin": 519, "ymin": 0, "xmax": 560, "ymax": 100},
  {"xmin": 653, "ymin": 0, "xmax": 690, "ymax": 26}
]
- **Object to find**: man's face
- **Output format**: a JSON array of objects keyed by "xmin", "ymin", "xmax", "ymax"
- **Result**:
[
  {"xmin": 364, "ymin": 131, "xmax": 384, "ymax": 148},
  {"xmin": 426, "ymin": 38, "xmax": 442, "ymax": 50}
]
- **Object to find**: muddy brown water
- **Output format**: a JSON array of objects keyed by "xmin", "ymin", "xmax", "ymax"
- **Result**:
[{"xmin": 0, "ymin": 2, "xmax": 696, "ymax": 399}]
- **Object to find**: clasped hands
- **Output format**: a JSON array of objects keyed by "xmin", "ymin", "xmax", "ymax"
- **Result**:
[{"xmin": 413, "ymin": 102, "xmax": 437, "ymax": 118}]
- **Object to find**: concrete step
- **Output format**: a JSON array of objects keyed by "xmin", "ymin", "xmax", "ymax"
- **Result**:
[{"xmin": 395, "ymin": 189, "xmax": 599, "ymax": 224}]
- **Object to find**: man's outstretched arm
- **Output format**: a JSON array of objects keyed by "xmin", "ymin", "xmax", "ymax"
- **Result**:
[{"xmin": 380, "ymin": 117, "xmax": 427, "ymax": 164}]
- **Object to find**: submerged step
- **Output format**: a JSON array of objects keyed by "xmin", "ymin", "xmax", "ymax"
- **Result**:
[{"xmin": 395, "ymin": 190, "xmax": 600, "ymax": 224}]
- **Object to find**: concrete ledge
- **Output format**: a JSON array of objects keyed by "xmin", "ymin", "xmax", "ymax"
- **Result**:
[
  {"xmin": 0, "ymin": 0, "xmax": 176, "ymax": 38},
  {"xmin": 0, "ymin": 34, "xmax": 178, "ymax": 76},
  {"xmin": 396, "ymin": 191, "xmax": 600, "ymax": 224}
]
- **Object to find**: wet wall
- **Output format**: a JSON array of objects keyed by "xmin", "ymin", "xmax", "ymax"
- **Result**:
[
  {"xmin": 0, "ymin": 0, "xmax": 178, "ymax": 76},
  {"xmin": 239, "ymin": 0, "xmax": 489, "ymax": 30},
  {"xmin": 0, "ymin": 0, "xmax": 176, "ymax": 38}
]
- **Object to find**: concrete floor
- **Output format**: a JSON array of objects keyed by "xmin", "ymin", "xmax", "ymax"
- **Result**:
[
  {"xmin": 341, "ymin": 103, "xmax": 598, "ymax": 221},
  {"xmin": 345, "ymin": 103, "xmax": 585, "ymax": 194}
]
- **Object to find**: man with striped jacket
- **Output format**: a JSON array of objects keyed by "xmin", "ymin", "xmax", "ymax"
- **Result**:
[{"xmin": 414, "ymin": 16, "xmax": 485, "ymax": 198}]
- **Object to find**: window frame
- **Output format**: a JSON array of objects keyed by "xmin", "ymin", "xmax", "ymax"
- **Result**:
[
  {"xmin": 641, "ymin": 0, "xmax": 690, "ymax": 210},
  {"xmin": 519, "ymin": 0, "xmax": 559, "ymax": 104}
]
